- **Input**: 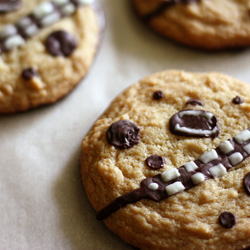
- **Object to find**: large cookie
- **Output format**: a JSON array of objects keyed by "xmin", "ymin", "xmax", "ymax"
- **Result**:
[
  {"xmin": 81, "ymin": 70, "xmax": 250, "ymax": 250},
  {"xmin": 132, "ymin": 0, "xmax": 250, "ymax": 50},
  {"xmin": 0, "ymin": 0, "xmax": 104, "ymax": 113}
]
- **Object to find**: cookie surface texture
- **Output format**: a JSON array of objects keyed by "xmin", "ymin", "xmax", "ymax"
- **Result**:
[
  {"xmin": 0, "ymin": 0, "xmax": 103, "ymax": 113},
  {"xmin": 81, "ymin": 70, "xmax": 250, "ymax": 250},
  {"xmin": 132, "ymin": 0, "xmax": 250, "ymax": 50}
]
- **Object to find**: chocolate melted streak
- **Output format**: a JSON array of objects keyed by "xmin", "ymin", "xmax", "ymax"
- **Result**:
[
  {"xmin": 97, "ymin": 128, "xmax": 250, "ymax": 220},
  {"xmin": 142, "ymin": 0, "xmax": 201, "ymax": 23}
]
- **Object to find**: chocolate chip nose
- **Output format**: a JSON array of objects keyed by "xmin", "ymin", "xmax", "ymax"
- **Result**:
[{"xmin": 169, "ymin": 109, "xmax": 219, "ymax": 138}]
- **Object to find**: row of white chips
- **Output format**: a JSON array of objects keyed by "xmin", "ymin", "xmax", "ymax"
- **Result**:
[
  {"xmin": 148, "ymin": 129, "xmax": 250, "ymax": 196},
  {"xmin": 0, "ymin": 0, "xmax": 94, "ymax": 51}
]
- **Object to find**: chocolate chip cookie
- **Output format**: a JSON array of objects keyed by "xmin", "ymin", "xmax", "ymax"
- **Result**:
[
  {"xmin": 81, "ymin": 70, "xmax": 250, "ymax": 250},
  {"xmin": 132, "ymin": 0, "xmax": 250, "ymax": 50},
  {"xmin": 0, "ymin": 0, "xmax": 104, "ymax": 113}
]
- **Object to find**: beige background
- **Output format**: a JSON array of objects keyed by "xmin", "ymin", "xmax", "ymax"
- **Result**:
[{"xmin": 1, "ymin": 0, "xmax": 250, "ymax": 249}]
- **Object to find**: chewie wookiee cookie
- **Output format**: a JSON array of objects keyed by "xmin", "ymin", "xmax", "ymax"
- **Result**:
[
  {"xmin": 132, "ymin": 0, "xmax": 250, "ymax": 50},
  {"xmin": 80, "ymin": 70, "xmax": 250, "ymax": 250},
  {"xmin": 0, "ymin": 0, "xmax": 104, "ymax": 113}
]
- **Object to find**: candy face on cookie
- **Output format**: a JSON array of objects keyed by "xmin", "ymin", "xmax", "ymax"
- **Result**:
[
  {"xmin": 81, "ymin": 71, "xmax": 250, "ymax": 250},
  {"xmin": 0, "ymin": 0, "xmax": 104, "ymax": 113}
]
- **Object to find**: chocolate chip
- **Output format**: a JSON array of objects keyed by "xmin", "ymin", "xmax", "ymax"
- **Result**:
[
  {"xmin": 243, "ymin": 172, "xmax": 250, "ymax": 195},
  {"xmin": 22, "ymin": 68, "xmax": 38, "ymax": 80},
  {"xmin": 219, "ymin": 212, "xmax": 236, "ymax": 228},
  {"xmin": 0, "ymin": 0, "xmax": 22, "ymax": 13},
  {"xmin": 186, "ymin": 98, "xmax": 203, "ymax": 106},
  {"xmin": 153, "ymin": 90, "xmax": 164, "ymax": 100},
  {"xmin": 232, "ymin": 96, "xmax": 243, "ymax": 104},
  {"xmin": 45, "ymin": 30, "xmax": 77, "ymax": 57},
  {"xmin": 106, "ymin": 120, "xmax": 140, "ymax": 149},
  {"xmin": 146, "ymin": 155, "xmax": 165, "ymax": 170}
]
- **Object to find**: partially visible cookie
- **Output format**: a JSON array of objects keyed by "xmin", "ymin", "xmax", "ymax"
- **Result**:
[
  {"xmin": 0, "ymin": 0, "xmax": 104, "ymax": 113},
  {"xmin": 81, "ymin": 70, "xmax": 250, "ymax": 250},
  {"xmin": 132, "ymin": 0, "xmax": 250, "ymax": 50}
]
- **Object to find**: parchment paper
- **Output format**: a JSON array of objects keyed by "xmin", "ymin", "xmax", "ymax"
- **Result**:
[{"xmin": 1, "ymin": 1, "xmax": 250, "ymax": 249}]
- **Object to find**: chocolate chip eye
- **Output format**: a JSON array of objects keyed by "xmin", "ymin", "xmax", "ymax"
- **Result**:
[
  {"xmin": 153, "ymin": 90, "xmax": 164, "ymax": 100},
  {"xmin": 146, "ymin": 155, "xmax": 165, "ymax": 170},
  {"xmin": 232, "ymin": 96, "xmax": 243, "ymax": 104},
  {"xmin": 219, "ymin": 212, "xmax": 236, "ymax": 228},
  {"xmin": 106, "ymin": 120, "xmax": 141, "ymax": 149},
  {"xmin": 186, "ymin": 98, "xmax": 203, "ymax": 106}
]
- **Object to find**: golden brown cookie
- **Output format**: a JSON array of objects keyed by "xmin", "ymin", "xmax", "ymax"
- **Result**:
[
  {"xmin": 132, "ymin": 0, "xmax": 250, "ymax": 50},
  {"xmin": 0, "ymin": 0, "xmax": 104, "ymax": 113},
  {"xmin": 81, "ymin": 70, "xmax": 250, "ymax": 250}
]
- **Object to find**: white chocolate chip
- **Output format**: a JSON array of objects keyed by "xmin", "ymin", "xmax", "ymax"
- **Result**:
[
  {"xmin": 191, "ymin": 172, "xmax": 205, "ymax": 185},
  {"xmin": 17, "ymin": 17, "xmax": 32, "ymax": 28},
  {"xmin": 4, "ymin": 35, "xmax": 25, "ymax": 50},
  {"xmin": 184, "ymin": 161, "xmax": 198, "ymax": 172},
  {"xmin": 161, "ymin": 168, "xmax": 180, "ymax": 182},
  {"xmin": 243, "ymin": 143, "xmax": 250, "ymax": 154},
  {"xmin": 0, "ymin": 25, "xmax": 17, "ymax": 39},
  {"xmin": 29, "ymin": 77, "xmax": 44, "ymax": 90},
  {"xmin": 61, "ymin": 3, "xmax": 76, "ymax": 16},
  {"xmin": 148, "ymin": 183, "xmax": 159, "ymax": 191},
  {"xmin": 199, "ymin": 149, "xmax": 218, "ymax": 164},
  {"xmin": 40, "ymin": 12, "xmax": 61, "ymax": 27},
  {"xmin": 234, "ymin": 130, "xmax": 250, "ymax": 144},
  {"xmin": 165, "ymin": 181, "xmax": 185, "ymax": 196},
  {"xmin": 53, "ymin": 0, "xmax": 69, "ymax": 6},
  {"xmin": 33, "ymin": 2, "xmax": 54, "ymax": 19},
  {"xmin": 218, "ymin": 141, "xmax": 234, "ymax": 154},
  {"xmin": 228, "ymin": 152, "xmax": 243, "ymax": 166},
  {"xmin": 24, "ymin": 24, "xmax": 39, "ymax": 37},
  {"xmin": 209, "ymin": 163, "xmax": 227, "ymax": 177}
]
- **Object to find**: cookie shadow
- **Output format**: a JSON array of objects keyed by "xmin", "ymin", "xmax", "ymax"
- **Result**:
[{"xmin": 53, "ymin": 146, "xmax": 135, "ymax": 250}]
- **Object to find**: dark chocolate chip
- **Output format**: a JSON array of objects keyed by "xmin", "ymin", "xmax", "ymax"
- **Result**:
[
  {"xmin": 219, "ymin": 212, "xmax": 236, "ymax": 228},
  {"xmin": 153, "ymin": 90, "xmax": 164, "ymax": 100},
  {"xmin": 45, "ymin": 30, "xmax": 77, "ymax": 57},
  {"xmin": 243, "ymin": 172, "xmax": 250, "ymax": 195},
  {"xmin": 146, "ymin": 155, "xmax": 165, "ymax": 170},
  {"xmin": 232, "ymin": 96, "xmax": 243, "ymax": 104},
  {"xmin": 186, "ymin": 98, "xmax": 203, "ymax": 106},
  {"xmin": 22, "ymin": 68, "xmax": 38, "ymax": 80},
  {"xmin": 0, "ymin": 0, "xmax": 22, "ymax": 13},
  {"xmin": 106, "ymin": 120, "xmax": 140, "ymax": 149},
  {"xmin": 169, "ymin": 109, "xmax": 220, "ymax": 138}
]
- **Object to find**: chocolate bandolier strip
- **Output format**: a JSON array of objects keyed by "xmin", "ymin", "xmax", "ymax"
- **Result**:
[
  {"xmin": 97, "ymin": 128, "xmax": 250, "ymax": 220},
  {"xmin": 0, "ymin": 0, "xmax": 93, "ymax": 53},
  {"xmin": 141, "ymin": 0, "xmax": 201, "ymax": 23}
]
